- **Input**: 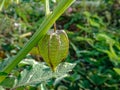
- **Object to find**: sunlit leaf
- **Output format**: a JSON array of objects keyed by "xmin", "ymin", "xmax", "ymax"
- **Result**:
[
  {"xmin": 14, "ymin": 61, "xmax": 76, "ymax": 88},
  {"xmin": 113, "ymin": 68, "xmax": 120, "ymax": 75}
]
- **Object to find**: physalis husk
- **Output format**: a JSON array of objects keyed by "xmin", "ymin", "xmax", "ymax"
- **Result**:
[{"xmin": 38, "ymin": 30, "xmax": 69, "ymax": 71}]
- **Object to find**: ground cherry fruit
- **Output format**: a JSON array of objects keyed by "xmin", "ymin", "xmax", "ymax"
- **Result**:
[{"xmin": 38, "ymin": 30, "xmax": 69, "ymax": 71}]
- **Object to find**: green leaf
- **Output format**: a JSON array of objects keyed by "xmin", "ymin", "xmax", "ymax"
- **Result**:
[
  {"xmin": 14, "ymin": 61, "xmax": 76, "ymax": 88},
  {"xmin": 16, "ymin": 6, "xmax": 28, "ymax": 23},
  {"xmin": 53, "ymin": 62, "xmax": 76, "ymax": 78},
  {"xmin": 0, "ymin": 58, "xmax": 13, "ymax": 71},
  {"xmin": 18, "ymin": 59, "xmax": 39, "ymax": 67},
  {"xmin": 0, "ymin": 0, "xmax": 11, "ymax": 11},
  {"xmin": 52, "ymin": 0, "xmax": 56, "ymax": 3},
  {"xmin": 0, "ymin": 77, "xmax": 16, "ymax": 88},
  {"xmin": 57, "ymin": 85, "xmax": 68, "ymax": 90},
  {"xmin": 113, "ymin": 68, "xmax": 120, "ymax": 75},
  {"xmin": 96, "ymin": 33, "xmax": 115, "ymax": 45},
  {"xmin": 70, "ymin": 42, "xmax": 81, "ymax": 57},
  {"xmin": 52, "ymin": 0, "xmax": 60, "ymax": 3},
  {"xmin": 0, "ymin": 72, "xmax": 8, "ymax": 76},
  {"xmin": 88, "ymin": 73, "xmax": 109, "ymax": 85},
  {"xmin": 0, "ymin": 72, "xmax": 8, "ymax": 86},
  {"xmin": 40, "ymin": 83, "xmax": 48, "ymax": 90},
  {"xmin": 78, "ymin": 80, "xmax": 90, "ymax": 89},
  {"xmin": 89, "ymin": 19, "xmax": 100, "ymax": 28}
]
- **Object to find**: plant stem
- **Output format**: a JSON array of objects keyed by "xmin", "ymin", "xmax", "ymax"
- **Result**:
[
  {"xmin": 54, "ymin": 22, "xmax": 57, "ymax": 32},
  {"xmin": 0, "ymin": 0, "xmax": 5, "ymax": 11},
  {"xmin": 16, "ymin": 0, "xmax": 20, "ymax": 4},
  {"xmin": 0, "ymin": 0, "xmax": 75, "ymax": 83},
  {"xmin": 45, "ymin": 0, "xmax": 50, "ymax": 16},
  {"xmin": 53, "ymin": 1, "xmax": 57, "ymax": 32}
]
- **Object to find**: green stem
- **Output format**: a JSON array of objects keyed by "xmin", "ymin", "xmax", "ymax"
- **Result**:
[
  {"xmin": 0, "ymin": 0, "xmax": 5, "ymax": 11},
  {"xmin": 16, "ymin": 0, "xmax": 20, "ymax": 4},
  {"xmin": 53, "ymin": 1, "xmax": 57, "ymax": 32},
  {"xmin": 0, "ymin": 0, "xmax": 75, "ymax": 83},
  {"xmin": 54, "ymin": 22, "xmax": 57, "ymax": 32},
  {"xmin": 44, "ymin": 0, "xmax": 50, "ymax": 16}
]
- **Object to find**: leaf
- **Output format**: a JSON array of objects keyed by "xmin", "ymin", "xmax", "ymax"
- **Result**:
[
  {"xmin": 96, "ymin": 33, "xmax": 115, "ymax": 45},
  {"xmin": 0, "ymin": 0, "xmax": 11, "ymax": 11},
  {"xmin": 52, "ymin": 0, "xmax": 60, "ymax": 3},
  {"xmin": 83, "ymin": 11, "xmax": 91, "ymax": 17},
  {"xmin": 52, "ymin": 0, "xmax": 56, "ymax": 3},
  {"xmin": 108, "ymin": 44, "xmax": 120, "ymax": 64},
  {"xmin": 77, "ymin": 24, "xmax": 91, "ymax": 33},
  {"xmin": 15, "ymin": 6, "xmax": 28, "ymax": 23},
  {"xmin": 0, "ymin": 72, "xmax": 8, "ymax": 76},
  {"xmin": 0, "ymin": 72, "xmax": 8, "ymax": 83},
  {"xmin": 89, "ymin": 19, "xmax": 100, "ymax": 28},
  {"xmin": 0, "ymin": 77, "xmax": 16, "ymax": 88},
  {"xmin": 14, "ymin": 61, "xmax": 76, "ymax": 88},
  {"xmin": 113, "ymin": 68, "xmax": 120, "ymax": 75},
  {"xmin": 0, "ymin": 58, "xmax": 13, "ymax": 71},
  {"xmin": 53, "ymin": 62, "xmax": 76, "ymax": 78},
  {"xmin": 74, "ymin": 36, "xmax": 94, "ymax": 46},
  {"xmin": 78, "ymin": 80, "xmax": 90, "ymax": 89},
  {"xmin": 57, "ymin": 85, "xmax": 68, "ymax": 90},
  {"xmin": 100, "ymin": 44, "xmax": 120, "ymax": 66},
  {"xmin": 0, "ymin": 60, "xmax": 76, "ymax": 89},
  {"xmin": 0, "ymin": 86, "xmax": 5, "ymax": 90},
  {"xmin": 18, "ymin": 59, "xmax": 39, "ymax": 67},
  {"xmin": 40, "ymin": 83, "xmax": 48, "ymax": 90},
  {"xmin": 88, "ymin": 73, "xmax": 109, "ymax": 85},
  {"xmin": 16, "ymin": 63, "xmax": 51, "ymax": 87},
  {"xmin": 70, "ymin": 42, "xmax": 81, "ymax": 57},
  {"xmin": 29, "ymin": 47, "xmax": 40, "ymax": 56}
]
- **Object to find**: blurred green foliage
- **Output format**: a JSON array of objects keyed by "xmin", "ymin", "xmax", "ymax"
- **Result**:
[{"xmin": 0, "ymin": 0, "xmax": 120, "ymax": 90}]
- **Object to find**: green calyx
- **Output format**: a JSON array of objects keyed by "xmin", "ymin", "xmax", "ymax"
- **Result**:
[{"xmin": 38, "ymin": 30, "xmax": 69, "ymax": 71}]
